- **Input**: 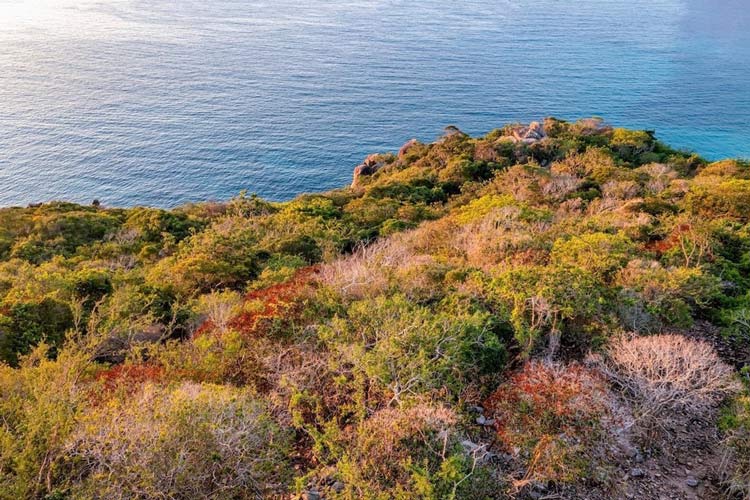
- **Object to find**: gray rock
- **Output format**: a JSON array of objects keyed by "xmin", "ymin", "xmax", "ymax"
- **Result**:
[
  {"xmin": 332, "ymin": 481, "xmax": 344, "ymax": 493},
  {"xmin": 303, "ymin": 491, "xmax": 320, "ymax": 500},
  {"xmin": 630, "ymin": 468, "xmax": 645, "ymax": 478},
  {"xmin": 686, "ymin": 477, "xmax": 700, "ymax": 487},
  {"xmin": 476, "ymin": 415, "xmax": 487, "ymax": 425}
]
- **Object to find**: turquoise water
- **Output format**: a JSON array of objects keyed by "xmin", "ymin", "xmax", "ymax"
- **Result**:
[{"xmin": 0, "ymin": 0, "xmax": 748, "ymax": 207}]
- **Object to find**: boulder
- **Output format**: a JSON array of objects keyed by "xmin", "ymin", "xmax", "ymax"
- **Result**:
[
  {"xmin": 398, "ymin": 138, "xmax": 418, "ymax": 160},
  {"xmin": 509, "ymin": 121, "xmax": 547, "ymax": 144},
  {"xmin": 351, "ymin": 154, "xmax": 385, "ymax": 188},
  {"xmin": 629, "ymin": 468, "xmax": 645, "ymax": 478}
]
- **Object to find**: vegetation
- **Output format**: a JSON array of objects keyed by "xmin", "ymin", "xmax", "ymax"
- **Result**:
[{"xmin": 0, "ymin": 118, "xmax": 748, "ymax": 498}]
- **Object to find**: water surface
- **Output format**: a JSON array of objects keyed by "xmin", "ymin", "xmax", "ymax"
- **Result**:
[{"xmin": 1, "ymin": 0, "xmax": 748, "ymax": 207}]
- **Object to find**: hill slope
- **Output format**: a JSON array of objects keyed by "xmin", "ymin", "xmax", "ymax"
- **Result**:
[{"xmin": 0, "ymin": 118, "xmax": 749, "ymax": 499}]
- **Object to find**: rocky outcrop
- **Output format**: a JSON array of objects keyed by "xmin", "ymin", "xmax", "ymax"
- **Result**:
[
  {"xmin": 351, "ymin": 153, "xmax": 386, "ymax": 188},
  {"xmin": 397, "ymin": 138, "xmax": 418, "ymax": 160},
  {"xmin": 508, "ymin": 121, "xmax": 547, "ymax": 144}
]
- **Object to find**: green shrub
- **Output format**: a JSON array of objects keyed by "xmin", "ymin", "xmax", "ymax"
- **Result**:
[
  {"xmin": 686, "ymin": 179, "xmax": 750, "ymax": 222},
  {"xmin": 488, "ymin": 265, "xmax": 605, "ymax": 355},
  {"xmin": 550, "ymin": 232, "xmax": 634, "ymax": 278}
]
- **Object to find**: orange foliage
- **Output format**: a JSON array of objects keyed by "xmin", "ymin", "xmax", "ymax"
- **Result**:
[
  {"xmin": 646, "ymin": 223, "xmax": 692, "ymax": 255},
  {"xmin": 485, "ymin": 361, "xmax": 609, "ymax": 448},
  {"xmin": 483, "ymin": 361, "xmax": 613, "ymax": 487},
  {"xmin": 195, "ymin": 266, "xmax": 319, "ymax": 339},
  {"xmin": 95, "ymin": 363, "xmax": 165, "ymax": 396}
]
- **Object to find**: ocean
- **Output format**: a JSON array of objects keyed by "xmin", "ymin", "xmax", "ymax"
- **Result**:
[{"xmin": 1, "ymin": 0, "xmax": 748, "ymax": 207}]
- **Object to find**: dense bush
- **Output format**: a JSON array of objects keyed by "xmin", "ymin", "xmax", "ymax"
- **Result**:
[
  {"xmin": 319, "ymin": 403, "xmax": 500, "ymax": 499},
  {"xmin": 720, "ymin": 374, "xmax": 750, "ymax": 498}
]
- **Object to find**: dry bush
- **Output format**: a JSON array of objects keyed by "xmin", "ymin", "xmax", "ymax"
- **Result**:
[
  {"xmin": 318, "ymin": 237, "xmax": 408, "ymax": 299},
  {"xmin": 64, "ymin": 381, "xmax": 290, "ymax": 499},
  {"xmin": 636, "ymin": 163, "xmax": 678, "ymax": 194},
  {"xmin": 590, "ymin": 335, "xmax": 740, "ymax": 438},
  {"xmin": 541, "ymin": 173, "xmax": 581, "ymax": 201},
  {"xmin": 319, "ymin": 225, "xmax": 452, "ymax": 301},
  {"xmin": 452, "ymin": 205, "xmax": 550, "ymax": 269},
  {"xmin": 602, "ymin": 180, "xmax": 642, "ymax": 200},
  {"xmin": 196, "ymin": 289, "xmax": 243, "ymax": 333}
]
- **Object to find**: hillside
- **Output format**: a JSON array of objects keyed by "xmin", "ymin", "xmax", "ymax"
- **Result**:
[{"xmin": 0, "ymin": 117, "xmax": 749, "ymax": 499}]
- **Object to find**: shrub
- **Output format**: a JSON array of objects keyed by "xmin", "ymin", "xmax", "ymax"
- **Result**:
[
  {"xmin": 615, "ymin": 260, "xmax": 722, "ymax": 331},
  {"xmin": 319, "ymin": 236, "xmax": 416, "ymax": 300},
  {"xmin": 686, "ymin": 179, "xmax": 750, "ymax": 222},
  {"xmin": 609, "ymin": 128, "xmax": 654, "ymax": 163},
  {"xmin": 0, "ymin": 344, "xmax": 91, "ymax": 499},
  {"xmin": 320, "ymin": 294, "xmax": 505, "ymax": 408},
  {"xmin": 147, "ymin": 217, "xmax": 262, "ymax": 294},
  {"xmin": 655, "ymin": 214, "xmax": 718, "ymax": 268},
  {"xmin": 454, "ymin": 194, "xmax": 518, "ymax": 224},
  {"xmin": 484, "ymin": 361, "xmax": 615, "ymax": 489},
  {"xmin": 123, "ymin": 207, "xmax": 201, "ymax": 243},
  {"xmin": 196, "ymin": 289, "xmax": 243, "ymax": 333},
  {"xmin": 0, "ymin": 298, "xmax": 74, "ymax": 365},
  {"xmin": 488, "ymin": 265, "xmax": 604, "ymax": 355},
  {"xmin": 720, "ymin": 379, "xmax": 750, "ymax": 498},
  {"xmin": 723, "ymin": 305, "xmax": 750, "ymax": 341},
  {"xmin": 64, "ymin": 381, "xmax": 291, "ymax": 499},
  {"xmin": 550, "ymin": 232, "xmax": 634, "ymax": 278},
  {"xmin": 590, "ymin": 334, "xmax": 740, "ymax": 441},
  {"xmin": 321, "ymin": 403, "xmax": 499, "ymax": 499}
]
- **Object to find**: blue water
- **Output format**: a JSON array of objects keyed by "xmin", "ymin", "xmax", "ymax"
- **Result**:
[{"xmin": 0, "ymin": 0, "xmax": 748, "ymax": 207}]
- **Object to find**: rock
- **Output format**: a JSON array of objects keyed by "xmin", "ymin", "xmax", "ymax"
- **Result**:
[
  {"xmin": 509, "ymin": 121, "xmax": 547, "ymax": 144},
  {"xmin": 303, "ymin": 490, "xmax": 321, "ymax": 500},
  {"xmin": 461, "ymin": 439, "xmax": 481, "ymax": 452},
  {"xmin": 351, "ymin": 154, "xmax": 385, "ymax": 188},
  {"xmin": 483, "ymin": 418, "xmax": 496, "ymax": 426},
  {"xmin": 332, "ymin": 481, "xmax": 344, "ymax": 493},
  {"xmin": 398, "ymin": 138, "xmax": 418, "ymax": 159},
  {"xmin": 469, "ymin": 405, "xmax": 484, "ymax": 414},
  {"xmin": 363, "ymin": 153, "xmax": 380, "ymax": 167},
  {"xmin": 686, "ymin": 477, "xmax": 700, "ymax": 487},
  {"xmin": 630, "ymin": 468, "xmax": 645, "ymax": 478},
  {"xmin": 476, "ymin": 415, "xmax": 487, "ymax": 425}
]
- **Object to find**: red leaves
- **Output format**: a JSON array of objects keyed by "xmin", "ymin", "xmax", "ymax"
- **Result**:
[
  {"xmin": 95, "ymin": 363, "xmax": 165, "ymax": 396},
  {"xmin": 484, "ymin": 361, "xmax": 610, "ymax": 452},
  {"xmin": 647, "ymin": 223, "xmax": 693, "ymax": 255},
  {"xmin": 195, "ymin": 266, "xmax": 319, "ymax": 339}
]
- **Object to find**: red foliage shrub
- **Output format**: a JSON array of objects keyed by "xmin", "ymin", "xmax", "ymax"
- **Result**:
[
  {"xmin": 484, "ymin": 361, "xmax": 614, "ymax": 488},
  {"xmin": 647, "ymin": 223, "xmax": 692, "ymax": 255},
  {"xmin": 230, "ymin": 266, "xmax": 318, "ymax": 336},
  {"xmin": 195, "ymin": 266, "xmax": 319, "ymax": 339},
  {"xmin": 95, "ymin": 363, "xmax": 165, "ymax": 397}
]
